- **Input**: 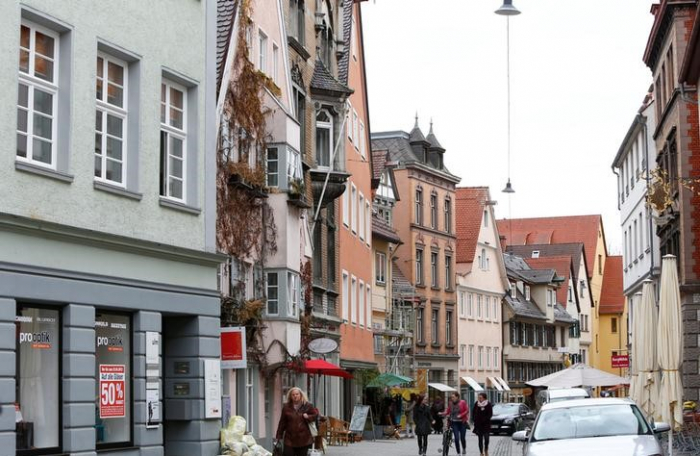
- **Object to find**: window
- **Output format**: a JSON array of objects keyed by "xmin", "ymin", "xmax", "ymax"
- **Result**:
[
  {"xmin": 258, "ymin": 30, "xmax": 267, "ymax": 72},
  {"xmin": 346, "ymin": 101, "xmax": 353, "ymax": 141},
  {"xmin": 486, "ymin": 296, "xmax": 492, "ymax": 319},
  {"xmin": 272, "ymin": 43, "xmax": 279, "ymax": 83},
  {"xmin": 478, "ymin": 346, "xmax": 484, "ymax": 369},
  {"xmin": 365, "ymin": 201, "xmax": 371, "ymax": 247},
  {"xmin": 415, "ymin": 188, "xmax": 423, "ymax": 225},
  {"xmin": 289, "ymin": 0, "xmax": 305, "ymax": 46},
  {"xmin": 359, "ymin": 121, "xmax": 366, "ymax": 158},
  {"xmin": 351, "ymin": 276, "xmax": 357, "ymax": 324},
  {"xmin": 342, "ymin": 183, "xmax": 350, "ymax": 226},
  {"xmin": 467, "ymin": 293, "xmax": 473, "ymax": 317},
  {"xmin": 95, "ymin": 54, "xmax": 127, "ymax": 185},
  {"xmin": 430, "ymin": 193, "xmax": 437, "ymax": 229},
  {"xmin": 546, "ymin": 288, "xmax": 554, "ymax": 307},
  {"xmin": 479, "ymin": 248, "xmax": 488, "ymax": 270},
  {"xmin": 598, "ymin": 254, "xmax": 602, "ymax": 275},
  {"xmin": 366, "ymin": 286, "xmax": 371, "ymax": 328},
  {"xmin": 459, "ymin": 291, "xmax": 466, "ymax": 317},
  {"xmin": 416, "ymin": 248, "xmax": 424, "ymax": 285},
  {"xmin": 493, "ymin": 299, "xmax": 498, "ymax": 322},
  {"xmin": 359, "ymin": 281, "xmax": 365, "ymax": 327},
  {"xmin": 359, "ymin": 193, "xmax": 365, "ymax": 240},
  {"xmin": 160, "ymin": 79, "xmax": 187, "ymax": 201},
  {"xmin": 446, "ymin": 310, "xmax": 452, "ymax": 345},
  {"xmin": 468, "ymin": 345, "xmax": 475, "ymax": 369},
  {"xmin": 460, "ymin": 344, "xmax": 466, "ymax": 368},
  {"xmin": 17, "ymin": 305, "xmax": 60, "ymax": 452},
  {"xmin": 374, "ymin": 334, "xmax": 383, "ymax": 354},
  {"xmin": 351, "ymin": 184, "xmax": 357, "ymax": 233},
  {"xmin": 477, "ymin": 294, "xmax": 482, "ymax": 318},
  {"xmin": 315, "ymin": 109, "xmax": 333, "ymax": 168},
  {"xmin": 431, "ymin": 309, "xmax": 439, "ymax": 344},
  {"xmin": 416, "ymin": 308, "xmax": 424, "ymax": 343},
  {"xmin": 510, "ymin": 282, "xmax": 516, "ymax": 298},
  {"xmin": 95, "ymin": 312, "xmax": 131, "ymax": 446},
  {"xmin": 494, "ymin": 347, "xmax": 500, "ymax": 369},
  {"xmin": 342, "ymin": 271, "xmax": 349, "ymax": 321},
  {"xmin": 486, "ymin": 347, "xmax": 492, "ymax": 369},
  {"xmin": 17, "ymin": 21, "xmax": 59, "ymax": 168},
  {"xmin": 375, "ymin": 252, "xmax": 386, "ymax": 284},
  {"xmin": 266, "ymin": 148, "xmax": 279, "ymax": 187},
  {"xmin": 611, "ymin": 317, "xmax": 618, "ymax": 334},
  {"xmin": 293, "ymin": 86, "xmax": 306, "ymax": 155},
  {"xmin": 510, "ymin": 321, "xmax": 520, "ymax": 345},
  {"xmin": 266, "ymin": 272, "xmax": 279, "ymax": 314},
  {"xmin": 431, "ymin": 251, "xmax": 438, "ymax": 287},
  {"xmin": 444, "ymin": 197, "xmax": 452, "ymax": 233},
  {"xmin": 353, "ymin": 110, "xmax": 359, "ymax": 150},
  {"xmin": 525, "ymin": 285, "xmax": 531, "ymax": 301},
  {"xmin": 288, "ymin": 272, "xmax": 299, "ymax": 317},
  {"xmin": 483, "ymin": 209, "xmax": 488, "ymax": 227}
]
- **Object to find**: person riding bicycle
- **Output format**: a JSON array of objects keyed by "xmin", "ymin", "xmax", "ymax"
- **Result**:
[{"xmin": 441, "ymin": 392, "xmax": 469, "ymax": 456}]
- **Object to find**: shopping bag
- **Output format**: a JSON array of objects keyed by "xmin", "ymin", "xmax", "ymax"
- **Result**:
[
  {"xmin": 308, "ymin": 421, "xmax": 318, "ymax": 438},
  {"xmin": 273, "ymin": 439, "xmax": 284, "ymax": 456}
]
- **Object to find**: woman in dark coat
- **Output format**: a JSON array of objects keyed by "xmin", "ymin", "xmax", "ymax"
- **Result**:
[
  {"xmin": 430, "ymin": 396, "xmax": 444, "ymax": 434},
  {"xmin": 275, "ymin": 387, "xmax": 319, "ymax": 456},
  {"xmin": 472, "ymin": 393, "xmax": 493, "ymax": 456},
  {"xmin": 412, "ymin": 395, "xmax": 434, "ymax": 456}
]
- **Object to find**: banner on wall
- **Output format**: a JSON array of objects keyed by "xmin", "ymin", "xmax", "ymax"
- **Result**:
[
  {"xmin": 221, "ymin": 327, "xmax": 247, "ymax": 369},
  {"xmin": 99, "ymin": 364, "xmax": 126, "ymax": 418}
]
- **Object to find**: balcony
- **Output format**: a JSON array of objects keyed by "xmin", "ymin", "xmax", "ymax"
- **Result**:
[{"xmin": 309, "ymin": 168, "xmax": 349, "ymax": 208}]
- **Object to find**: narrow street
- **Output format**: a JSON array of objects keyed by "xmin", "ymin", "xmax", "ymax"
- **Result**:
[{"xmin": 323, "ymin": 433, "xmax": 523, "ymax": 456}]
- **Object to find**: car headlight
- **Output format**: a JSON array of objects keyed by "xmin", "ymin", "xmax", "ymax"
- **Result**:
[{"xmin": 504, "ymin": 418, "xmax": 514, "ymax": 424}]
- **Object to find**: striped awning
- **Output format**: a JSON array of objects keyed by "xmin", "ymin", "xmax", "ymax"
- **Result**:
[
  {"xmin": 495, "ymin": 376, "xmax": 511, "ymax": 391},
  {"xmin": 460, "ymin": 376, "xmax": 484, "ymax": 392},
  {"xmin": 488, "ymin": 377, "xmax": 504, "ymax": 392},
  {"xmin": 428, "ymin": 382, "xmax": 457, "ymax": 392}
]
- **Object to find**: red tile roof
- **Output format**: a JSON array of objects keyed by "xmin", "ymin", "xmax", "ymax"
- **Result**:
[
  {"xmin": 496, "ymin": 215, "xmax": 605, "ymax": 279},
  {"xmin": 455, "ymin": 187, "xmax": 490, "ymax": 264},
  {"xmin": 524, "ymin": 256, "xmax": 573, "ymax": 306},
  {"xmin": 599, "ymin": 255, "xmax": 624, "ymax": 315}
]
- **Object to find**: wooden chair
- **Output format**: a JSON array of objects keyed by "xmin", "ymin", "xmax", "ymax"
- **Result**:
[
  {"xmin": 314, "ymin": 419, "xmax": 327, "ymax": 453},
  {"xmin": 327, "ymin": 417, "xmax": 351, "ymax": 446}
]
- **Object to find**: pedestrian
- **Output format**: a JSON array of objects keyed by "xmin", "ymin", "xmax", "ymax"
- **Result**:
[
  {"xmin": 275, "ymin": 387, "xmax": 319, "ymax": 456},
  {"xmin": 404, "ymin": 393, "xmax": 417, "ymax": 437},
  {"xmin": 430, "ymin": 396, "xmax": 444, "ymax": 434},
  {"xmin": 472, "ymin": 393, "xmax": 493, "ymax": 456},
  {"xmin": 443, "ymin": 392, "xmax": 469, "ymax": 455},
  {"xmin": 412, "ymin": 395, "xmax": 433, "ymax": 456}
]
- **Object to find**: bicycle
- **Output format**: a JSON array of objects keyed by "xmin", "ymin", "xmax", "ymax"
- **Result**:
[{"xmin": 441, "ymin": 417, "xmax": 453, "ymax": 456}]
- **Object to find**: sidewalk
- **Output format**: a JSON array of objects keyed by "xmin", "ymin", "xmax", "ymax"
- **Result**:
[{"xmin": 322, "ymin": 432, "xmax": 523, "ymax": 456}]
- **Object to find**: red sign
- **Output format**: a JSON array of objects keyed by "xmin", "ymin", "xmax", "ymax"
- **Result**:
[
  {"xmin": 99, "ymin": 364, "xmax": 126, "ymax": 418},
  {"xmin": 611, "ymin": 355, "xmax": 629, "ymax": 368},
  {"xmin": 221, "ymin": 327, "xmax": 246, "ymax": 369}
]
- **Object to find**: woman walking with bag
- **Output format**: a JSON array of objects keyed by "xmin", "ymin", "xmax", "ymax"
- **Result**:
[
  {"xmin": 275, "ymin": 387, "xmax": 319, "ymax": 456},
  {"xmin": 472, "ymin": 393, "xmax": 493, "ymax": 456},
  {"xmin": 412, "ymin": 395, "xmax": 433, "ymax": 456}
]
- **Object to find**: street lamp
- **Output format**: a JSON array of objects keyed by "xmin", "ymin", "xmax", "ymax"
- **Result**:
[{"xmin": 496, "ymin": 1, "xmax": 520, "ymax": 194}]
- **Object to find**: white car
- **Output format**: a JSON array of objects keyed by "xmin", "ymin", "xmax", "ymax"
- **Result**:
[{"xmin": 512, "ymin": 398, "xmax": 670, "ymax": 456}]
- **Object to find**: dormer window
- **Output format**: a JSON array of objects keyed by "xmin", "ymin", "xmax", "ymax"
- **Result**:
[
  {"xmin": 531, "ymin": 250, "xmax": 540, "ymax": 258},
  {"xmin": 525, "ymin": 285, "xmax": 531, "ymax": 301},
  {"xmin": 510, "ymin": 282, "xmax": 516, "ymax": 298}
]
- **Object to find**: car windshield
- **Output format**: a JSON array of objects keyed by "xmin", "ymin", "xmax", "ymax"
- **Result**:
[
  {"xmin": 493, "ymin": 404, "xmax": 520, "ymax": 415},
  {"xmin": 531, "ymin": 404, "xmax": 651, "ymax": 442}
]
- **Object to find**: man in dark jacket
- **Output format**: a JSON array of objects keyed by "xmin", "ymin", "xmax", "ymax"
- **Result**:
[
  {"xmin": 430, "ymin": 396, "xmax": 444, "ymax": 434},
  {"xmin": 471, "ymin": 393, "xmax": 493, "ymax": 456}
]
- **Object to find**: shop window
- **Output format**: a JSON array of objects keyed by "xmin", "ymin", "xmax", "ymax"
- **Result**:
[
  {"xmin": 95, "ymin": 312, "xmax": 131, "ymax": 447},
  {"xmin": 16, "ymin": 305, "xmax": 60, "ymax": 454}
]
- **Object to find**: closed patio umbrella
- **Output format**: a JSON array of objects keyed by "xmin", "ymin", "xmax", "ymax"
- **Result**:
[
  {"xmin": 637, "ymin": 280, "xmax": 660, "ymax": 420},
  {"xmin": 628, "ymin": 291, "xmax": 641, "ymax": 409},
  {"xmin": 657, "ymin": 255, "xmax": 683, "ymax": 456}
]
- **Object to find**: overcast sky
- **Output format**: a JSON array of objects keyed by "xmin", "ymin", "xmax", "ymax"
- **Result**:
[{"xmin": 362, "ymin": 0, "xmax": 656, "ymax": 254}]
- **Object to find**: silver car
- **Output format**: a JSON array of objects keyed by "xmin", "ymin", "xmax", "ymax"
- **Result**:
[{"xmin": 512, "ymin": 398, "xmax": 670, "ymax": 456}]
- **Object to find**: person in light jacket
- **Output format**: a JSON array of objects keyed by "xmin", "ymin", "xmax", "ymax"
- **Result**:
[
  {"xmin": 443, "ymin": 392, "xmax": 469, "ymax": 455},
  {"xmin": 413, "ymin": 395, "xmax": 433, "ymax": 456},
  {"xmin": 472, "ymin": 393, "xmax": 493, "ymax": 456},
  {"xmin": 275, "ymin": 387, "xmax": 319, "ymax": 456}
]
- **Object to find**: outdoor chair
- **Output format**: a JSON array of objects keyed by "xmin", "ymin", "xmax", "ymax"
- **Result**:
[{"xmin": 327, "ymin": 417, "xmax": 351, "ymax": 446}]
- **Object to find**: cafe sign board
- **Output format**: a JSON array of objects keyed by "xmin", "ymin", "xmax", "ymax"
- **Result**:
[{"xmin": 611, "ymin": 354, "xmax": 629, "ymax": 368}]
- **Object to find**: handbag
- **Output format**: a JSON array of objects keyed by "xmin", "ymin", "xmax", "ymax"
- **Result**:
[
  {"xmin": 308, "ymin": 421, "xmax": 318, "ymax": 438},
  {"xmin": 273, "ymin": 437, "xmax": 284, "ymax": 456}
]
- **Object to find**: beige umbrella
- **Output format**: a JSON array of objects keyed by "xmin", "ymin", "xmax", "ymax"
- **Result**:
[
  {"xmin": 637, "ymin": 280, "xmax": 660, "ymax": 420},
  {"xmin": 657, "ymin": 254, "xmax": 683, "ymax": 450},
  {"xmin": 628, "ymin": 291, "xmax": 641, "ymax": 410}
]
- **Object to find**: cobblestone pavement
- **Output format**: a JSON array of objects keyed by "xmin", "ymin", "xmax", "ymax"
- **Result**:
[{"xmin": 323, "ymin": 432, "xmax": 523, "ymax": 456}]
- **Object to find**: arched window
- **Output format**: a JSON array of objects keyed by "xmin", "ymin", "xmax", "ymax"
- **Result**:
[{"xmin": 315, "ymin": 109, "xmax": 333, "ymax": 168}]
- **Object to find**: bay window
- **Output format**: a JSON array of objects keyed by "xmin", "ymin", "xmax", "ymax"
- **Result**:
[{"xmin": 315, "ymin": 109, "xmax": 332, "ymax": 168}]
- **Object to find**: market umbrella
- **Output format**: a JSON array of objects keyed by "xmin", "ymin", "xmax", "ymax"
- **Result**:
[
  {"xmin": 526, "ymin": 363, "xmax": 630, "ymax": 388},
  {"xmin": 657, "ymin": 254, "xmax": 683, "ymax": 438},
  {"xmin": 288, "ymin": 358, "xmax": 353, "ymax": 406},
  {"xmin": 628, "ymin": 291, "xmax": 641, "ymax": 408},
  {"xmin": 366, "ymin": 372, "xmax": 414, "ymax": 388},
  {"xmin": 637, "ymin": 280, "xmax": 660, "ymax": 420}
]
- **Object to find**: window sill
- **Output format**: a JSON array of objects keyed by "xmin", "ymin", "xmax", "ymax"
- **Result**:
[
  {"xmin": 376, "ymin": 281, "xmax": 386, "ymax": 287},
  {"xmin": 431, "ymin": 286, "xmax": 441, "ymax": 291},
  {"xmin": 16, "ymin": 160, "xmax": 74, "ymax": 183},
  {"xmin": 416, "ymin": 342, "xmax": 427, "ymax": 348},
  {"xmin": 159, "ymin": 197, "xmax": 202, "ymax": 215},
  {"xmin": 416, "ymin": 284, "xmax": 426, "ymax": 289},
  {"xmin": 95, "ymin": 181, "xmax": 143, "ymax": 200},
  {"xmin": 287, "ymin": 36, "xmax": 311, "ymax": 60},
  {"xmin": 431, "ymin": 343, "xmax": 441, "ymax": 349}
]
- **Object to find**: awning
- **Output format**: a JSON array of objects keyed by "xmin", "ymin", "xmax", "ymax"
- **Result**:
[
  {"xmin": 287, "ymin": 359, "xmax": 354, "ymax": 379},
  {"xmin": 495, "ymin": 376, "xmax": 511, "ymax": 392},
  {"xmin": 460, "ymin": 376, "xmax": 484, "ymax": 392},
  {"xmin": 488, "ymin": 377, "xmax": 504, "ymax": 392},
  {"xmin": 428, "ymin": 382, "xmax": 457, "ymax": 392}
]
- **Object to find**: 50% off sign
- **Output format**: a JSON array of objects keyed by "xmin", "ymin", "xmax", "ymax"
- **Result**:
[{"xmin": 100, "ymin": 364, "xmax": 126, "ymax": 418}]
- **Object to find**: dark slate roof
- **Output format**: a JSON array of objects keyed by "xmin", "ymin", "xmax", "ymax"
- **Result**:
[
  {"xmin": 554, "ymin": 303, "xmax": 576, "ymax": 323},
  {"xmin": 518, "ymin": 269, "xmax": 558, "ymax": 284},
  {"xmin": 217, "ymin": 0, "xmax": 238, "ymax": 92},
  {"xmin": 310, "ymin": 57, "xmax": 353, "ymax": 97},
  {"xmin": 504, "ymin": 291, "xmax": 547, "ymax": 320},
  {"xmin": 503, "ymin": 252, "xmax": 530, "ymax": 272},
  {"xmin": 426, "ymin": 122, "xmax": 444, "ymax": 150},
  {"xmin": 392, "ymin": 260, "xmax": 417, "ymax": 298},
  {"xmin": 507, "ymin": 243, "xmax": 586, "ymax": 280},
  {"xmin": 338, "ymin": 0, "xmax": 353, "ymax": 85},
  {"xmin": 409, "ymin": 124, "xmax": 427, "ymax": 143},
  {"xmin": 372, "ymin": 215, "xmax": 402, "ymax": 244},
  {"xmin": 371, "ymin": 130, "xmax": 458, "ymax": 178}
]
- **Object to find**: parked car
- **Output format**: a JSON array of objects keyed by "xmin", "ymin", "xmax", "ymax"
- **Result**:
[
  {"xmin": 536, "ymin": 387, "xmax": 590, "ymax": 408},
  {"xmin": 490, "ymin": 403, "xmax": 536, "ymax": 435},
  {"xmin": 512, "ymin": 398, "xmax": 670, "ymax": 456}
]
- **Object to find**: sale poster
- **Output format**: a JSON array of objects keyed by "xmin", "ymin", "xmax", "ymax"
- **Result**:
[{"xmin": 100, "ymin": 364, "xmax": 126, "ymax": 419}]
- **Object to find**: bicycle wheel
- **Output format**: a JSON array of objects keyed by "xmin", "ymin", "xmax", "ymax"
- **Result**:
[{"xmin": 442, "ymin": 430, "xmax": 451, "ymax": 456}]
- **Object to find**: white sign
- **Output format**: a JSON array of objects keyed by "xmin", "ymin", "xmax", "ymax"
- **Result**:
[
  {"xmin": 557, "ymin": 347, "xmax": 570, "ymax": 353},
  {"xmin": 146, "ymin": 388, "xmax": 160, "ymax": 428},
  {"xmin": 204, "ymin": 359, "xmax": 222, "ymax": 419},
  {"xmin": 146, "ymin": 332, "xmax": 160, "ymax": 366}
]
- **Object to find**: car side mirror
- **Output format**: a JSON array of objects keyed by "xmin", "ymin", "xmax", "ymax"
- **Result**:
[
  {"xmin": 512, "ymin": 430, "xmax": 528, "ymax": 442},
  {"xmin": 653, "ymin": 422, "xmax": 671, "ymax": 434}
]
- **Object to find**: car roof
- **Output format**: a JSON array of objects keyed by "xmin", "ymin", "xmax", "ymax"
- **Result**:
[
  {"xmin": 540, "ymin": 397, "xmax": 633, "ymax": 411},
  {"xmin": 494, "ymin": 402, "xmax": 524, "ymax": 406},
  {"xmin": 548, "ymin": 388, "xmax": 589, "ymax": 397}
]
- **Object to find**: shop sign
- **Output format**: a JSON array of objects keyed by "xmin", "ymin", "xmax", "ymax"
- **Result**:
[
  {"xmin": 204, "ymin": 359, "xmax": 222, "ymax": 418},
  {"xmin": 221, "ymin": 327, "xmax": 246, "ymax": 369},
  {"xmin": 100, "ymin": 364, "xmax": 126, "ymax": 418},
  {"xmin": 611, "ymin": 355, "xmax": 629, "ymax": 368}
]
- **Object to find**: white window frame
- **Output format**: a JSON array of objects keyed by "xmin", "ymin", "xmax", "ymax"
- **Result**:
[
  {"xmin": 351, "ymin": 275, "xmax": 357, "ymax": 325},
  {"xmin": 375, "ymin": 252, "xmax": 386, "ymax": 284},
  {"xmin": 287, "ymin": 272, "xmax": 299, "ymax": 317},
  {"xmin": 17, "ymin": 20, "xmax": 59, "ymax": 169},
  {"xmin": 160, "ymin": 79, "xmax": 188, "ymax": 201},
  {"xmin": 366, "ymin": 286, "xmax": 371, "ymax": 328},
  {"xmin": 485, "ymin": 295, "xmax": 490, "ymax": 319},
  {"xmin": 477, "ymin": 294, "xmax": 482, "ymax": 319},
  {"xmin": 494, "ymin": 347, "xmax": 500, "ymax": 369},
  {"xmin": 272, "ymin": 43, "xmax": 279, "ymax": 83},
  {"xmin": 351, "ymin": 184, "xmax": 358, "ymax": 234},
  {"xmin": 342, "ymin": 185, "xmax": 350, "ymax": 227},
  {"xmin": 493, "ymin": 300, "xmax": 498, "ymax": 322},
  {"xmin": 95, "ymin": 52, "xmax": 128, "ymax": 186},
  {"xmin": 365, "ymin": 200, "xmax": 371, "ymax": 247},
  {"xmin": 359, "ymin": 193, "xmax": 365, "ymax": 240},
  {"xmin": 459, "ymin": 344, "xmax": 466, "ymax": 369},
  {"xmin": 353, "ymin": 110, "xmax": 359, "ymax": 150},
  {"xmin": 266, "ymin": 272, "xmax": 279, "ymax": 315},
  {"xmin": 266, "ymin": 147, "xmax": 279, "ymax": 187},
  {"xmin": 459, "ymin": 291, "xmax": 466, "ymax": 318},
  {"xmin": 258, "ymin": 29, "xmax": 268, "ymax": 73},
  {"xmin": 525, "ymin": 285, "xmax": 531, "ymax": 301},
  {"xmin": 286, "ymin": 147, "xmax": 302, "ymax": 182},
  {"xmin": 359, "ymin": 280, "xmax": 365, "ymax": 327},
  {"xmin": 342, "ymin": 271, "xmax": 349, "ymax": 321},
  {"xmin": 467, "ymin": 293, "xmax": 473, "ymax": 318},
  {"xmin": 315, "ymin": 109, "xmax": 333, "ymax": 168},
  {"xmin": 486, "ymin": 347, "xmax": 492, "ymax": 369},
  {"xmin": 468, "ymin": 345, "xmax": 475, "ymax": 369},
  {"xmin": 478, "ymin": 346, "xmax": 484, "ymax": 369}
]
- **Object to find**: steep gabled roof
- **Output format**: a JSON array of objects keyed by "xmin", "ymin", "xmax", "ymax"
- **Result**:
[
  {"xmin": 599, "ymin": 256, "xmax": 624, "ymax": 315},
  {"xmin": 524, "ymin": 256, "xmax": 574, "ymax": 307},
  {"xmin": 371, "ymin": 130, "xmax": 459, "ymax": 180},
  {"xmin": 310, "ymin": 57, "xmax": 353, "ymax": 98},
  {"xmin": 217, "ymin": 0, "xmax": 238, "ymax": 92},
  {"xmin": 372, "ymin": 214, "xmax": 401, "ymax": 244},
  {"xmin": 455, "ymin": 187, "xmax": 489, "ymax": 264},
  {"xmin": 504, "ymin": 290, "xmax": 547, "ymax": 321},
  {"xmin": 497, "ymin": 215, "xmax": 604, "ymax": 279},
  {"xmin": 506, "ymin": 243, "xmax": 586, "ymax": 281}
]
